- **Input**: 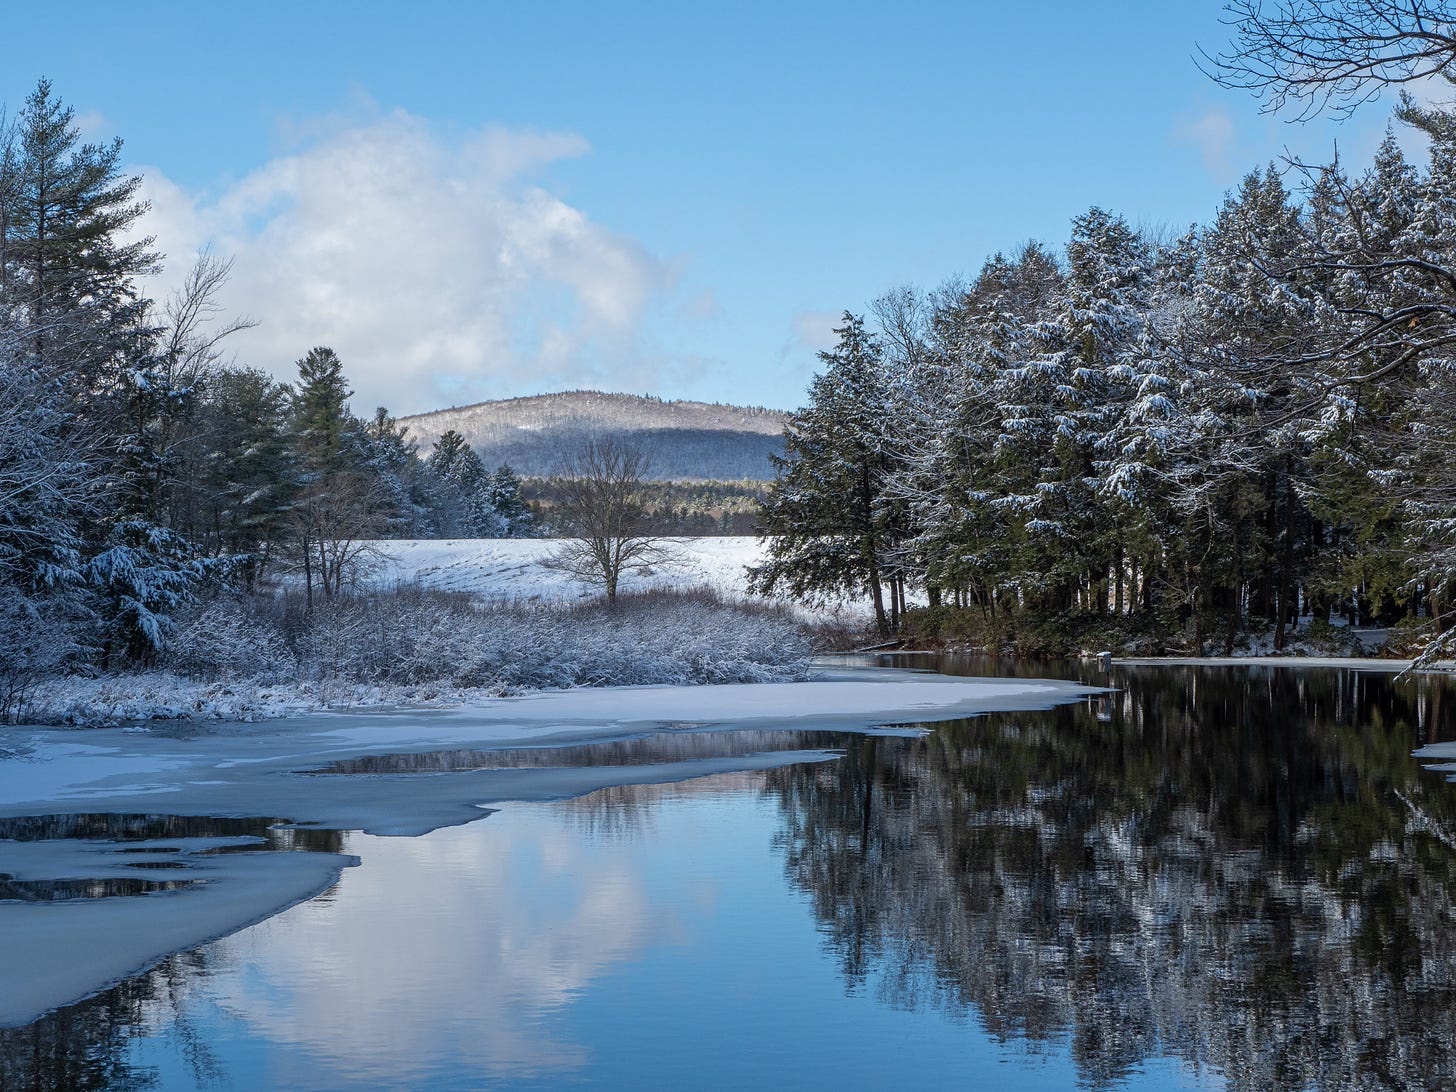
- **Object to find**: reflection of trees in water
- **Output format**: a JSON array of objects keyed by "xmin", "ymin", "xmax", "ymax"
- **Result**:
[
  {"xmin": 0, "ymin": 812, "xmax": 348, "ymax": 1088},
  {"xmin": 307, "ymin": 727, "xmax": 844, "ymax": 775},
  {"xmin": 0, "ymin": 813, "xmax": 345, "ymax": 855},
  {"xmin": 765, "ymin": 667, "xmax": 1456, "ymax": 1090},
  {"xmin": 0, "ymin": 950, "xmax": 224, "ymax": 1091},
  {"xmin": 479, "ymin": 729, "xmax": 851, "ymax": 839},
  {"xmin": 554, "ymin": 770, "xmax": 769, "ymax": 839}
]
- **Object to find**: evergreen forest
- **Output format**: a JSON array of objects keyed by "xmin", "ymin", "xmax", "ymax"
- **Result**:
[
  {"xmin": 0, "ymin": 80, "xmax": 533, "ymax": 680},
  {"xmin": 754, "ymin": 103, "xmax": 1456, "ymax": 654}
]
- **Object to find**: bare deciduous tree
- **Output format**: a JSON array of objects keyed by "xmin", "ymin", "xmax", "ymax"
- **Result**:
[
  {"xmin": 1205, "ymin": 0, "xmax": 1456, "ymax": 120},
  {"xmin": 304, "ymin": 468, "xmax": 393, "ymax": 599},
  {"xmin": 546, "ymin": 438, "xmax": 664, "ymax": 602}
]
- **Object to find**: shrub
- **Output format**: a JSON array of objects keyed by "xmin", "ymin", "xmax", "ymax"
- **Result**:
[
  {"xmin": 165, "ymin": 586, "xmax": 813, "ymax": 693},
  {"xmin": 166, "ymin": 600, "xmax": 297, "ymax": 682}
]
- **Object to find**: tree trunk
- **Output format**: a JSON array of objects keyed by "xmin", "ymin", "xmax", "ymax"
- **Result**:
[
  {"xmin": 1114, "ymin": 546, "xmax": 1125, "ymax": 615},
  {"xmin": 1273, "ymin": 460, "xmax": 1296, "ymax": 652},
  {"xmin": 302, "ymin": 535, "xmax": 314, "ymax": 612},
  {"xmin": 869, "ymin": 578, "xmax": 888, "ymax": 636}
]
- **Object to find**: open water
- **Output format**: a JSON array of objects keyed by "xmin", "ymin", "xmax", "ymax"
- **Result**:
[{"xmin": 4, "ymin": 657, "xmax": 1455, "ymax": 1090}]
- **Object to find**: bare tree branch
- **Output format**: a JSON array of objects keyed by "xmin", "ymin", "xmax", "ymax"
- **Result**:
[
  {"xmin": 544, "ymin": 437, "xmax": 667, "ymax": 601},
  {"xmin": 1204, "ymin": 0, "xmax": 1456, "ymax": 119}
]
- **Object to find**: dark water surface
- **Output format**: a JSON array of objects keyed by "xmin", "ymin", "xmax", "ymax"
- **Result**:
[{"xmin": 4, "ymin": 659, "xmax": 1456, "ymax": 1090}]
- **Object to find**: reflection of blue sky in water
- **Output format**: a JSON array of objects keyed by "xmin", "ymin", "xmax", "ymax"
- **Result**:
[
  {"xmin": 119, "ymin": 772, "xmax": 1200, "ymax": 1090},
  {"xmin": 201, "ymin": 813, "xmax": 669, "ymax": 1084},
  {"xmin": 11, "ymin": 664, "xmax": 1456, "ymax": 1088}
]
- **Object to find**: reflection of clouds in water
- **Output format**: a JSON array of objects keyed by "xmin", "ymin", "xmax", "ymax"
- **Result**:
[
  {"xmin": 209, "ymin": 814, "xmax": 674, "ymax": 1083},
  {"xmin": 555, "ymin": 771, "xmax": 767, "ymax": 841}
]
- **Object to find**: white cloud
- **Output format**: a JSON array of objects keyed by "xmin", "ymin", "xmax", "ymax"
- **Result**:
[
  {"xmin": 210, "ymin": 807, "xmax": 687, "ymax": 1083},
  {"xmin": 72, "ymin": 110, "xmax": 110, "ymax": 139},
  {"xmin": 785, "ymin": 310, "xmax": 841, "ymax": 356},
  {"xmin": 1174, "ymin": 106, "xmax": 1238, "ymax": 176},
  {"xmin": 130, "ymin": 109, "xmax": 677, "ymax": 415},
  {"xmin": 772, "ymin": 309, "xmax": 844, "ymax": 387}
]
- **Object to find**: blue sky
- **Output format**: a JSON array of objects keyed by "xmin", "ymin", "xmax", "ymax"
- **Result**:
[{"xmin": 3, "ymin": 1, "xmax": 1422, "ymax": 415}]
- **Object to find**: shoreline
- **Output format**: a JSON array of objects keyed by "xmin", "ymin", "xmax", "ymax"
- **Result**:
[
  {"xmin": 829, "ymin": 650, "xmax": 1453, "ymax": 673},
  {"xmin": 16, "ymin": 651, "xmax": 1445, "ymax": 736}
]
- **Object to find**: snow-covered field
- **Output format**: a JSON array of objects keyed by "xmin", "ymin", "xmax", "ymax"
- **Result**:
[{"xmin": 362, "ymin": 536, "xmax": 774, "ymax": 603}]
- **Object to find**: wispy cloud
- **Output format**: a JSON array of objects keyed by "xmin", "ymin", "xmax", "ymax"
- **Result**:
[
  {"xmin": 130, "ymin": 109, "xmax": 683, "ymax": 415},
  {"xmin": 773, "ymin": 309, "xmax": 843, "ymax": 386},
  {"xmin": 1174, "ymin": 106, "xmax": 1238, "ymax": 176},
  {"xmin": 677, "ymin": 288, "xmax": 723, "ymax": 322},
  {"xmin": 784, "ymin": 310, "xmax": 841, "ymax": 356}
]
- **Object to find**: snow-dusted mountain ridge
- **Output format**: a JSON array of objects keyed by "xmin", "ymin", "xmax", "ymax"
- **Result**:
[{"xmin": 399, "ymin": 391, "xmax": 789, "ymax": 481}]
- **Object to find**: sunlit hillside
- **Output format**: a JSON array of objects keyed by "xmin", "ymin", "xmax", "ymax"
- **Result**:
[{"xmin": 399, "ymin": 390, "xmax": 789, "ymax": 481}]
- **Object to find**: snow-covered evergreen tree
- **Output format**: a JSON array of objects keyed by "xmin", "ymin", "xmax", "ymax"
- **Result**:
[
  {"xmin": 426, "ymin": 428, "xmax": 507, "ymax": 537},
  {"xmin": 485, "ymin": 465, "xmax": 533, "ymax": 537},
  {"xmin": 750, "ymin": 313, "xmax": 899, "ymax": 634},
  {"xmin": 0, "ymin": 329, "xmax": 93, "ymax": 702}
]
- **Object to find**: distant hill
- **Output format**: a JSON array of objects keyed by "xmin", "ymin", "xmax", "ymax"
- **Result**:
[{"xmin": 399, "ymin": 391, "xmax": 789, "ymax": 481}]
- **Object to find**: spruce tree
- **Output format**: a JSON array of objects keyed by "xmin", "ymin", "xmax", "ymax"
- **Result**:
[
  {"xmin": 750, "ymin": 313, "xmax": 896, "ymax": 634},
  {"xmin": 1, "ymin": 78, "xmax": 157, "ymax": 394},
  {"xmin": 287, "ymin": 347, "xmax": 386, "ymax": 601},
  {"xmin": 486, "ymin": 466, "xmax": 533, "ymax": 536}
]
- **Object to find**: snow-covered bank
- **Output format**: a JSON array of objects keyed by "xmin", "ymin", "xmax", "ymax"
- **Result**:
[
  {"xmin": 18, "ymin": 590, "xmax": 817, "ymax": 727},
  {"xmin": 1113, "ymin": 655, "xmax": 1446, "ymax": 671},
  {"xmin": 0, "ymin": 842, "xmax": 354, "ymax": 1027},
  {"xmin": 3, "ymin": 671, "xmax": 1095, "ymax": 831}
]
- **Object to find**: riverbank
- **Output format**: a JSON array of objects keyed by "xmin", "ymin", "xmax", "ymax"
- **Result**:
[
  {"xmin": 5, "ymin": 588, "xmax": 817, "ymax": 727},
  {"xmin": 886, "ymin": 604, "xmax": 1413, "ymax": 661},
  {"xmin": 1111, "ymin": 654, "xmax": 1454, "ymax": 671},
  {"xmin": 837, "ymin": 648, "xmax": 1456, "ymax": 675}
]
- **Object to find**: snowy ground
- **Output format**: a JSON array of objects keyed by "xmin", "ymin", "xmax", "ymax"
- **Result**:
[
  {"xmin": 364, "ymin": 536, "xmax": 770, "ymax": 602},
  {"xmin": 354, "ymin": 538, "xmax": 1408, "ymax": 661},
  {"xmin": 358, "ymin": 536, "xmax": 873, "ymax": 621},
  {"xmin": 0, "ymin": 667, "xmax": 1093, "ymax": 1026},
  {"xmin": 1113, "ymin": 655, "xmax": 1440, "ymax": 671}
]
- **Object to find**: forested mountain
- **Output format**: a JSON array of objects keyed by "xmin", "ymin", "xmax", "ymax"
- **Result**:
[{"xmin": 400, "ymin": 391, "xmax": 788, "ymax": 481}]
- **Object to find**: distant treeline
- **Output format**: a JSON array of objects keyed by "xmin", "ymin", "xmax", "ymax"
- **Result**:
[
  {"xmin": 447, "ymin": 426, "xmax": 783, "ymax": 482},
  {"xmin": 525, "ymin": 479, "xmax": 765, "ymax": 536}
]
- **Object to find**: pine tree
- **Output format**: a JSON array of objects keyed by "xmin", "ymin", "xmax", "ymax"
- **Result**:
[
  {"xmin": 751, "ymin": 313, "xmax": 897, "ymax": 634},
  {"xmin": 427, "ymin": 429, "xmax": 501, "ymax": 536},
  {"xmin": 426, "ymin": 429, "xmax": 479, "ymax": 485},
  {"xmin": 0, "ymin": 78, "xmax": 158, "ymax": 395},
  {"xmin": 194, "ymin": 367, "xmax": 295, "ymax": 584},
  {"xmin": 0, "ymin": 82, "xmax": 221, "ymax": 667},
  {"xmin": 486, "ymin": 465, "xmax": 533, "ymax": 537},
  {"xmin": 291, "ymin": 347, "xmax": 354, "ymax": 475},
  {"xmin": 287, "ymin": 347, "xmax": 387, "ymax": 601},
  {"xmin": 0, "ymin": 328, "xmax": 93, "ymax": 687},
  {"xmin": 363, "ymin": 407, "xmax": 433, "ymax": 537}
]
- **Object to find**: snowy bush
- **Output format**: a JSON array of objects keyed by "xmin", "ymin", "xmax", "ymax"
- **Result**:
[
  {"xmin": 20, "ymin": 586, "xmax": 813, "ymax": 725},
  {"xmin": 280, "ymin": 586, "xmax": 813, "ymax": 691},
  {"xmin": 167, "ymin": 600, "xmax": 297, "ymax": 682},
  {"xmin": 0, "ymin": 587, "xmax": 92, "ymax": 724}
]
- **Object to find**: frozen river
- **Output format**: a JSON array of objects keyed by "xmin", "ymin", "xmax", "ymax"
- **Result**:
[{"xmin": 3, "ymin": 658, "xmax": 1455, "ymax": 1089}]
